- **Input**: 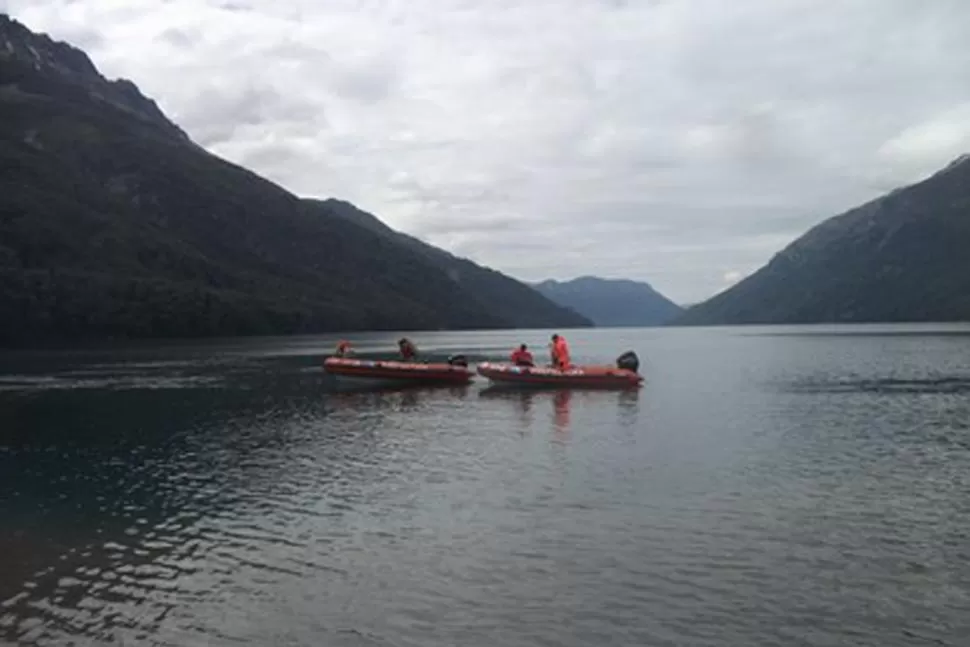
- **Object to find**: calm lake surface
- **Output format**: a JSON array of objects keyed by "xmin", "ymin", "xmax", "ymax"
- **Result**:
[{"xmin": 2, "ymin": 325, "xmax": 969, "ymax": 646}]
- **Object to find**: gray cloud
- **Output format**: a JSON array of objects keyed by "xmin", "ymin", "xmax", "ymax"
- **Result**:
[
  {"xmin": 154, "ymin": 26, "xmax": 195, "ymax": 48},
  {"xmin": 6, "ymin": 0, "xmax": 970, "ymax": 302}
]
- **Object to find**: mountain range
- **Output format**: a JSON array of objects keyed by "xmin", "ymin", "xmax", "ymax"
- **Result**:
[
  {"xmin": 676, "ymin": 154, "xmax": 970, "ymax": 325},
  {"xmin": 0, "ymin": 14, "xmax": 590, "ymax": 344},
  {"xmin": 533, "ymin": 277, "xmax": 683, "ymax": 327},
  {"xmin": 3, "ymin": 11, "xmax": 967, "ymax": 344}
]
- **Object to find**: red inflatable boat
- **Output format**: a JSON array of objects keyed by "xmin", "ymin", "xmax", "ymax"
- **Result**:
[
  {"xmin": 476, "ymin": 361, "xmax": 643, "ymax": 389},
  {"xmin": 323, "ymin": 357, "xmax": 475, "ymax": 385}
]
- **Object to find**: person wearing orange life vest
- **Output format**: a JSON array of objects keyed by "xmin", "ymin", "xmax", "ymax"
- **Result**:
[
  {"xmin": 549, "ymin": 333, "xmax": 571, "ymax": 370},
  {"xmin": 510, "ymin": 344, "xmax": 534, "ymax": 367}
]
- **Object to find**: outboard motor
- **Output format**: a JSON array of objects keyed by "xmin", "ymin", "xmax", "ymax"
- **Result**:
[
  {"xmin": 447, "ymin": 354, "xmax": 469, "ymax": 368},
  {"xmin": 616, "ymin": 350, "xmax": 640, "ymax": 373}
]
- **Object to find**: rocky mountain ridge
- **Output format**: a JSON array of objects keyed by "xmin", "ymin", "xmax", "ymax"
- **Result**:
[
  {"xmin": 0, "ymin": 14, "xmax": 589, "ymax": 344},
  {"xmin": 675, "ymin": 154, "xmax": 970, "ymax": 325}
]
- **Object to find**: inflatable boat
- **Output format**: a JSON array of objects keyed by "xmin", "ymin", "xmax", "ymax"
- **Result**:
[
  {"xmin": 476, "ymin": 351, "xmax": 644, "ymax": 389},
  {"xmin": 323, "ymin": 355, "xmax": 475, "ymax": 385}
]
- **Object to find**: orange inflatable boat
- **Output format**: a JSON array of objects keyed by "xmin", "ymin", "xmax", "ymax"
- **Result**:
[
  {"xmin": 476, "ymin": 351, "xmax": 643, "ymax": 389},
  {"xmin": 323, "ymin": 356, "xmax": 475, "ymax": 385}
]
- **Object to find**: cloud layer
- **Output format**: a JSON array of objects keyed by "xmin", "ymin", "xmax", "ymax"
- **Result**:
[{"xmin": 5, "ymin": 0, "xmax": 970, "ymax": 302}]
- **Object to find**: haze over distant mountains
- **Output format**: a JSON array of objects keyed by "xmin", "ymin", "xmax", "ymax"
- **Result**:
[
  {"xmin": 676, "ymin": 154, "xmax": 970, "ymax": 326},
  {"xmin": 0, "ymin": 14, "xmax": 589, "ymax": 344},
  {"xmin": 533, "ymin": 277, "xmax": 684, "ymax": 327}
]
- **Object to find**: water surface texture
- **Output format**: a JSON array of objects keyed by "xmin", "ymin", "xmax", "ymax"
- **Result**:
[{"xmin": 2, "ymin": 325, "xmax": 969, "ymax": 646}]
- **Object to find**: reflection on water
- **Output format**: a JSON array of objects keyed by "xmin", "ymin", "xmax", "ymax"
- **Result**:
[
  {"xmin": 784, "ymin": 375, "xmax": 970, "ymax": 394},
  {"xmin": 478, "ymin": 386, "xmax": 642, "ymax": 440},
  {"xmin": 2, "ymin": 325, "xmax": 970, "ymax": 646}
]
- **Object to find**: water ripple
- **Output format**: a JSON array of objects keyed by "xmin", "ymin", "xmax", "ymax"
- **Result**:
[{"xmin": 2, "ymin": 329, "xmax": 970, "ymax": 645}]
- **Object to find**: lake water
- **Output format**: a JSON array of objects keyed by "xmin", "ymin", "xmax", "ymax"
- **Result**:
[{"xmin": 1, "ymin": 325, "xmax": 969, "ymax": 646}]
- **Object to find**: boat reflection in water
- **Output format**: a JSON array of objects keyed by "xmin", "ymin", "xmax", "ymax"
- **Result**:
[
  {"xmin": 478, "ymin": 385, "xmax": 640, "ymax": 440},
  {"xmin": 326, "ymin": 381, "xmax": 472, "ymax": 414}
]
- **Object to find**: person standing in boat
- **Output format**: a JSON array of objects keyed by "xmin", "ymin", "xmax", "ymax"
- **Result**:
[
  {"xmin": 510, "ymin": 344, "xmax": 534, "ymax": 366},
  {"xmin": 549, "ymin": 334, "xmax": 571, "ymax": 370},
  {"xmin": 334, "ymin": 340, "xmax": 353, "ymax": 357},
  {"xmin": 398, "ymin": 337, "xmax": 417, "ymax": 361}
]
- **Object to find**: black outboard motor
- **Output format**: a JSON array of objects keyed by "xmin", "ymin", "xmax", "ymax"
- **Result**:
[
  {"xmin": 616, "ymin": 350, "xmax": 640, "ymax": 373},
  {"xmin": 447, "ymin": 354, "xmax": 469, "ymax": 367}
]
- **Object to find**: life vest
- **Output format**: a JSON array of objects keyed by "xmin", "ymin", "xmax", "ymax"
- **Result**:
[{"xmin": 553, "ymin": 337, "xmax": 571, "ymax": 369}]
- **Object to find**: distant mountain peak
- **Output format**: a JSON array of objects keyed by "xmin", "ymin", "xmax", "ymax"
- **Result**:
[
  {"xmin": 537, "ymin": 275, "xmax": 659, "ymax": 291},
  {"xmin": 0, "ymin": 13, "xmax": 187, "ymax": 140},
  {"xmin": 533, "ymin": 275, "xmax": 682, "ymax": 327},
  {"xmin": 939, "ymin": 152, "xmax": 970, "ymax": 175},
  {"xmin": 1, "ymin": 14, "xmax": 99, "ymax": 78}
]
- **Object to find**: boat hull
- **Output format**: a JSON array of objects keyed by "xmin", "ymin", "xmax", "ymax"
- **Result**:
[
  {"xmin": 323, "ymin": 357, "xmax": 475, "ymax": 385},
  {"xmin": 476, "ymin": 362, "xmax": 643, "ymax": 389}
]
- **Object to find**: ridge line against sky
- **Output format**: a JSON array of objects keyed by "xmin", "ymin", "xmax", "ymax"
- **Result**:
[{"xmin": 3, "ymin": 0, "xmax": 970, "ymax": 303}]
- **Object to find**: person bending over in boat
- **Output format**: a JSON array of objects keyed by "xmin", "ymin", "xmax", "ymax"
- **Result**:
[
  {"xmin": 398, "ymin": 337, "xmax": 417, "ymax": 361},
  {"xmin": 549, "ymin": 334, "xmax": 571, "ymax": 370},
  {"xmin": 334, "ymin": 340, "xmax": 353, "ymax": 357},
  {"xmin": 510, "ymin": 344, "xmax": 534, "ymax": 367}
]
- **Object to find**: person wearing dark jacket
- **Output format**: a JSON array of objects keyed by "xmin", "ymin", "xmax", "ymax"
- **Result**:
[{"xmin": 398, "ymin": 338, "xmax": 417, "ymax": 360}]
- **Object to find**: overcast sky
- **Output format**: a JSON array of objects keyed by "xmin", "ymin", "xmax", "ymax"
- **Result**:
[{"xmin": 4, "ymin": 0, "xmax": 970, "ymax": 303}]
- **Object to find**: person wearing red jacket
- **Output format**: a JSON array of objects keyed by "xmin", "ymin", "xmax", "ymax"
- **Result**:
[{"xmin": 510, "ymin": 344, "xmax": 534, "ymax": 366}]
